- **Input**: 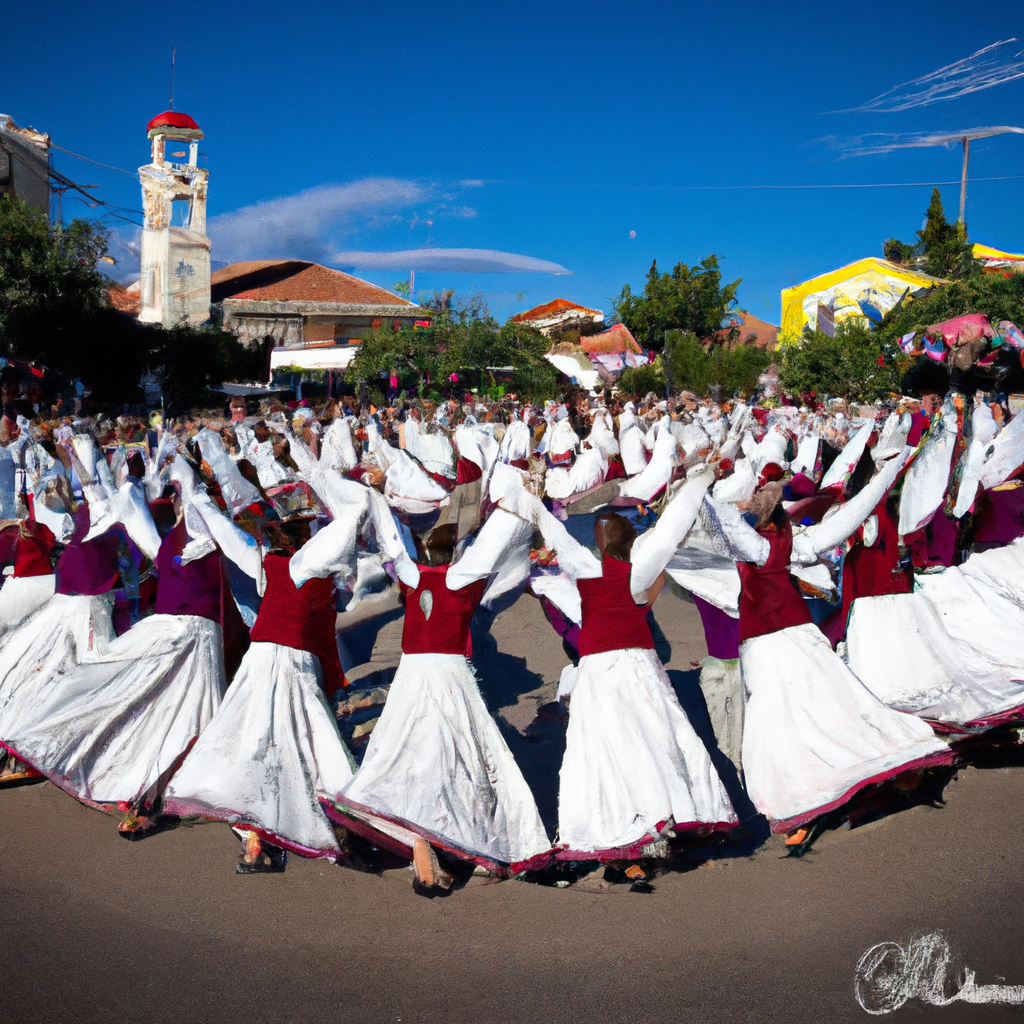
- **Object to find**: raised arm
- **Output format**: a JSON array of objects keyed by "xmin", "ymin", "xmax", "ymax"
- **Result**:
[
  {"xmin": 95, "ymin": 480, "xmax": 162, "ymax": 561},
  {"xmin": 446, "ymin": 509, "xmax": 533, "ymax": 591},
  {"xmin": 169, "ymin": 456, "xmax": 264, "ymax": 582},
  {"xmin": 702, "ymin": 495, "xmax": 771, "ymax": 566},
  {"xmin": 488, "ymin": 463, "xmax": 602, "ymax": 580},
  {"xmin": 194, "ymin": 428, "xmax": 262, "ymax": 515},
  {"xmin": 791, "ymin": 447, "xmax": 910, "ymax": 564},
  {"xmin": 629, "ymin": 466, "xmax": 713, "ymax": 600},
  {"xmin": 289, "ymin": 483, "xmax": 419, "ymax": 590},
  {"xmin": 290, "ymin": 512, "xmax": 362, "ymax": 589}
]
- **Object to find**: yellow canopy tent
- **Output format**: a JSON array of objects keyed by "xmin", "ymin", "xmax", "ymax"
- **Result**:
[
  {"xmin": 972, "ymin": 243, "xmax": 1024, "ymax": 271},
  {"xmin": 780, "ymin": 258, "xmax": 944, "ymax": 343}
]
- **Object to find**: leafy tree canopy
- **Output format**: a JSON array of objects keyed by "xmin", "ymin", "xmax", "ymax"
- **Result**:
[
  {"xmin": 348, "ymin": 291, "xmax": 560, "ymax": 402},
  {"xmin": 877, "ymin": 269, "xmax": 1024, "ymax": 343},
  {"xmin": 0, "ymin": 195, "xmax": 263, "ymax": 412},
  {"xmin": 778, "ymin": 321, "xmax": 904, "ymax": 403},
  {"xmin": 613, "ymin": 255, "xmax": 741, "ymax": 349},
  {"xmin": 882, "ymin": 188, "xmax": 976, "ymax": 280},
  {"xmin": 665, "ymin": 330, "xmax": 770, "ymax": 397}
]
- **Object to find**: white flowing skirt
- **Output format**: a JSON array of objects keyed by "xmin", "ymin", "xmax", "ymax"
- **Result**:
[
  {"xmin": 0, "ymin": 574, "xmax": 56, "ymax": 644},
  {"xmin": 955, "ymin": 535, "xmax": 1024, "ymax": 608},
  {"xmin": 741, "ymin": 623, "xmax": 951, "ymax": 831},
  {"xmin": 3, "ymin": 613, "xmax": 224, "ymax": 808},
  {"xmin": 334, "ymin": 652, "xmax": 551, "ymax": 871},
  {"xmin": 0, "ymin": 592, "xmax": 115, "ymax": 740},
  {"xmin": 164, "ymin": 642, "xmax": 356, "ymax": 858},
  {"xmin": 846, "ymin": 577, "xmax": 1024, "ymax": 727},
  {"xmin": 557, "ymin": 647, "xmax": 737, "ymax": 860}
]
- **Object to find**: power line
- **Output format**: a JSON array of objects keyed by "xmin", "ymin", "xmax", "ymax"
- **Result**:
[
  {"xmin": 50, "ymin": 143, "xmax": 137, "ymax": 179},
  {"xmin": 481, "ymin": 174, "xmax": 1024, "ymax": 192}
]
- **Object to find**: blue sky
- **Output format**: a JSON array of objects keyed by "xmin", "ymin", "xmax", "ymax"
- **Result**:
[{"xmin": 6, "ymin": 1, "xmax": 1024, "ymax": 326}]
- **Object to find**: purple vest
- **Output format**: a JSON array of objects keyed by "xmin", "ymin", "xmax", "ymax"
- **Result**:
[
  {"xmin": 56, "ymin": 505, "xmax": 121, "ymax": 597},
  {"xmin": 153, "ymin": 519, "xmax": 223, "ymax": 623},
  {"xmin": 693, "ymin": 594, "xmax": 740, "ymax": 660}
]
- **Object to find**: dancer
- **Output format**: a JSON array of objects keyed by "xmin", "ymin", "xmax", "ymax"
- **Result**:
[
  {"xmin": 845, "ymin": 398, "xmax": 1024, "ymax": 731},
  {"xmin": 497, "ymin": 466, "xmax": 737, "ymax": 881},
  {"xmin": 704, "ymin": 450, "xmax": 952, "ymax": 845},
  {"xmin": 164, "ymin": 472, "xmax": 392, "ymax": 873},
  {"xmin": 1, "ymin": 455, "xmax": 227, "ymax": 834},
  {"xmin": 306, "ymin": 489, "xmax": 551, "ymax": 891},
  {"xmin": 0, "ymin": 457, "xmax": 161, "ymax": 782}
]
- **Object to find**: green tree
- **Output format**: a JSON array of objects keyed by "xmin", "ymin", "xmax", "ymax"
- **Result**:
[
  {"xmin": 613, "ymin": 255, "xmax": 741, "ymax": 350},
  {"xmin": 778, "ymin": 321, "xmax": 902, "ymax": 402},
  {"xmin": 664, "ymin": 331, "xmax": 770, "ymax": 397},
  {"xmin": 0, "ymin": 195, "xmax": 263, "ymax": 410},
  {"xmin": 881, "ymin": 188, "xmax": 975, "ymax": 279},
  {"xmin": 876, "ymin": 269, "xmax": 1024, "ymax": 364},
  {"xmin": 347, "ymin": 292, "xmax": 559, "ymax": 401},
  {"xmin": 617, "ymin": 359, "xmax": 665, "ymax": 398},
  {"xmin": 918, "ymin": 188, "xmax": 974, "ymax": 279},
  {"xmin": 150, "ymin": 324, "xmax": 266, "ymax": 414},
  {"xmin": 0, "ymin": 196, "xmax": 151, "ymax": 403}
]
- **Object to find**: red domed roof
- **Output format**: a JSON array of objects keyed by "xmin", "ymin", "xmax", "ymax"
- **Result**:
[{"xmin": 147, "ymin": 110, "xmax": 201, "ymax": 133}]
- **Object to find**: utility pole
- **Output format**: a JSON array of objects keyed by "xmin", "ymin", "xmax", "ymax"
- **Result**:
[
  {"xmin": 884, "ymin": 127, "xmax": 1024, "ymax": 231},
  {"xmin": 959, "ymin": 135, "xmax": 970, "ymax": 227}
]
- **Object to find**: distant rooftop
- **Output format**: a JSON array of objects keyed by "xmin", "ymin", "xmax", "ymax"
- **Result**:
[
  {"xmin": 718, "ymin": 310, "xmax": 778, "ymax": 350},
  {"xmin": 212, "ymin": 260, "xmax": 417, "ymax": 307},
  {"xmin": 510, "ymin": 298, "xmax": 604, "ymax": 325},
  {"xmin": 580, "ymin": 323, "xmax": 642, "ymax": 354}
]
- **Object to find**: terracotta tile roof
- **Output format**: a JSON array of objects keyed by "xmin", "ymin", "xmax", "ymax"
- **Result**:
[
  {"xmin": 717, "ymin": 310, "xmax": 778, "ymax": 350},
  {"xmin": 510, "ymin": 298, "xmax": 603, "ymax": 323},
  {"xmin": 211, "ymin": 261, "xmax": 415, "ymax": 306},
  {"xmin": 106, "ymin": 281, "xmax": 141, "ymax": 316},
  {"xmin": 580, "ymin": 323, "xmax": 642, "ymax": 354}
]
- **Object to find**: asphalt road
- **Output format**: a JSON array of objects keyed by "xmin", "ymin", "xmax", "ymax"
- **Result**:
[{"xmin": 2, "ymin": 592, "xmax": 1023, "ymax": 1023}]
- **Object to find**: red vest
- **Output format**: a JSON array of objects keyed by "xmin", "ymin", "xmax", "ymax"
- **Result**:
[
  {"xmin": 400, "ymin": 564, "xmax": 486, "ymax": 657},
  {"xmin": 250, "ymin": 553, "xmax": 345, "ymax": 698},
  {"xmin": 841, "ymin": 498, "xmax": 911, "ymax": 624},
  {"xmin": 0, "ymin": 520, "xmax": 57, "ymax": 578},
  {"xmin": 736, "ymin": 521, "xmax": 813, "ymax": 643},
  {"xmin": 577, "ymin": 555, "xmax": 654, "ymax": 657}
]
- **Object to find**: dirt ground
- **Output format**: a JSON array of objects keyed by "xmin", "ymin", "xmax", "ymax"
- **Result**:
[{"xmin": 2, "ymin": 591, "xmax": 1023, "ymax": 1023}]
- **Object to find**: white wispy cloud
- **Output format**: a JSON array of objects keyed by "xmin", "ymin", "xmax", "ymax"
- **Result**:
[
  {"xmin": 208, "ymin": 178, "xmax": 431, "ymax": 263},
  {"xmin": 332, "ymin": 248, "xmax": 572, "ymax": 274},
  {"xmin": 841, "ymin": 39, "xmax": 1024, "ymax": 113},
  {"xmin": 822, "ymin": 125, "xmax": 1024, "ymax": 157}
]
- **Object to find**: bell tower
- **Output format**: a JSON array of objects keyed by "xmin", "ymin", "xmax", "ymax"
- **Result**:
[{"xmin": 138, "ymin": 110, "xmax": 211, "ymax": 327}]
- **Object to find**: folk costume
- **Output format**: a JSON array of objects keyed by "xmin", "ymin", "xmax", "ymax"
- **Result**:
[
  {"xmin": 166, "ymin": 469, "xmax": 419, "ymax": 867},
  {"xmin": 316, "ymin": 487, "xmax": 552, "ymax": 880},
  {"xmin": 708, "ymin": 451, "xmax": 952, "ymax": 834},
  {"xmin": 845, "ymin": 402, "xmax": 1024, "ymax": 732},
  {"xmin": 2, "ymin": 463, "xmax": 226, "ymax": 825},
  {"xmin": 0, "ymin": 504, "xmax": 146, "ymax": 779},
  {"xmin": 522, "ymin": 469, "xmax": 737, "ymax": 861},
  {"xmin": 163, "ymin": 478, "xmax": 360, "ymax": 860}
]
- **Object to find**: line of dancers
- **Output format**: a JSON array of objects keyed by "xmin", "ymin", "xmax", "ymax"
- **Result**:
[{"xmin": 1, "ymin": 383, "xmax": 1022, "ymax": 890}]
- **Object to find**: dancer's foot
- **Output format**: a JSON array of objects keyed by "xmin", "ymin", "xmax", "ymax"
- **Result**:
[
  {"xmin": 784, "ymin": 827, "xmax": 810, "ymax": 846},
  {"xmin": 236, "ymin": 831, "xmax": 286, "ymax": 874},
  {"xmin": 782, "ymin": 823, "xmax": 821, "ymax": 857},
  {"xmin": 624, "ymin": 863, "xmax": 654, "ymax": 893},
  {"xmin": 412, "ymin": 837, "xmax": 453, "ymax": 890},
  {"xmin": 118, "ymin": 811, "xmax": 154, "ymax": 838},
  {"xmin": 0, "ymin": 756, "xmax": 40, "ymax": 783}
]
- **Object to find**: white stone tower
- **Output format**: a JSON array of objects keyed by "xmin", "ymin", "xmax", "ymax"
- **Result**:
[{"xmin": 138, "ymin": 110, "xmax": 210, "ymax": 327}]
